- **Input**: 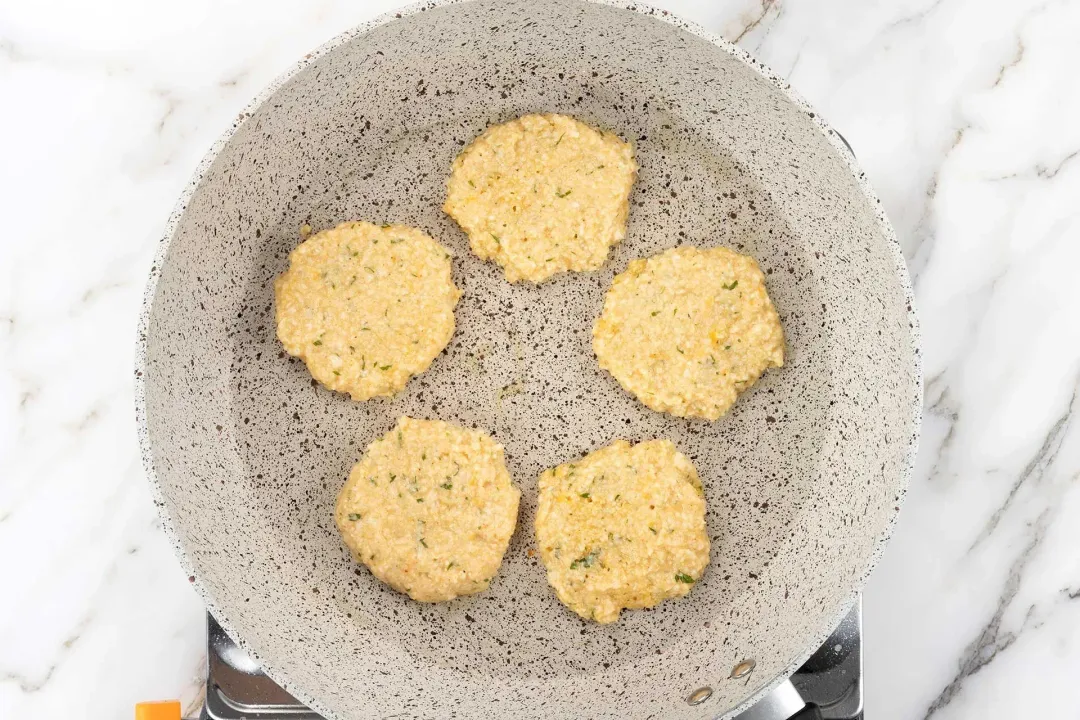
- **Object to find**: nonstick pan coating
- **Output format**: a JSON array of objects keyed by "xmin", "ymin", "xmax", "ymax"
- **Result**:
[{"xmin": 136, "ymin": 1, "xmax": 920, "ymax": 717}]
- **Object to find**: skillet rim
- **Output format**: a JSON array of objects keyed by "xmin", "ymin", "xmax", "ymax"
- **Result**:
[{"xmin": 133, "ymin": 1, "xmax": 923, "ymax": 716}]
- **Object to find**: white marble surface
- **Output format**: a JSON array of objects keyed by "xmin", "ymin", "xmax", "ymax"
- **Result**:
[{"xmin": 2, "ymin": 0, "xmax": 1079, "ymax": 717}]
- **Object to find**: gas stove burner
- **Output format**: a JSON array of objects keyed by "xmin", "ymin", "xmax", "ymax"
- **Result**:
[
  {"xmin": 201, "ymin": 599, "xmax": 861, "ymax": 719},
  {"xmin": 787, "ymin": 599, "xmax": 863, "ymax": 720}
]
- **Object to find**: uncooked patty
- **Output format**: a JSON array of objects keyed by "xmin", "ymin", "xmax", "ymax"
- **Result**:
[
  {"xmin": 593, "ymin": 246, "xmax": 784, "ymax": 420},
  {"xmin": 274, "ymin": 222, "xmax": 460, "ymax": 400},
  {"xmin": 535, "ymin": 439, "xmax": 709, "ymax": 623},
  {"xmin": 443, "ymin": 113, "xmax": 637, "ymax": 283},
  {"xmin": 335, "ymin": 417, "xmax": 520, "ymax": 602}
]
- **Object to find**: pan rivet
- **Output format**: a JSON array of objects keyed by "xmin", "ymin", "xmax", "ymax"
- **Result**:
[
  {"xmin": 730, "ymin": 659, "xmax": 756, "ymax": 679},
  {"xmin": 687, "ymin": 687, "xmax": 713, "ymax": 705}
]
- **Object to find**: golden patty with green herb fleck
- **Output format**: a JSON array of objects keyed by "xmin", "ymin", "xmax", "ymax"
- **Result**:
[
  {"xmin": 593, "ymin": 246, "xmax": 784, "ymax": 420},
  {"xmin": 443, "ymin": 113, "xmax": 637, "ymax": 283},
  {"xmin": 274, "ymin": 222, "xmax": 460, "ymax": 400},
  {"xmin": 535, "ymin": 439, "xmax": 709, "ymax": 623},
  {"xmin": 335, "ymin": 417, "xmax": 520, "ymax": 602}
]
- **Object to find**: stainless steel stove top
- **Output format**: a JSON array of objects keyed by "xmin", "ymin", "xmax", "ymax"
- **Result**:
[{"xmin": 200, "ymin": 599, "xmax": 861, "ymax": 720}]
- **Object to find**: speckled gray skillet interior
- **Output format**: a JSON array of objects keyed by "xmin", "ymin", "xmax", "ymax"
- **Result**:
[{"xmin": 136, "ymin": 1, "xmax": 920, "ymax": 718}]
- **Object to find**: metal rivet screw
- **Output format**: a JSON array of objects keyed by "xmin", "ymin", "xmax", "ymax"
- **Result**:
[
  {"xmin": 730, "ymin": 659, "xmax": 756, "ymax": 679},
  {"xmin": 687, "ymin": 687, "xmax": 713, "ymax": 705}
]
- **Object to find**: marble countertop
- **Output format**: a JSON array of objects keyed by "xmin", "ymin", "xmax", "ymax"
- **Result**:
[{"xmin": 2, "ymin": 0, "xmax": 1079, "ymax": 718}]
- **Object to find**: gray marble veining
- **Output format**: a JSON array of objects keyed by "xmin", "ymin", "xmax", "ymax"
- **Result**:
[{"xmin": 2, "ymin": 0, "xmax": 1079, "ymax": 718}]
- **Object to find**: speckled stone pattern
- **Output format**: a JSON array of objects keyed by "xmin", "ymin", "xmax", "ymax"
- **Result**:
[{"xmin": 136, "ymin": 1, "xmax": 920, "ymax": 719}]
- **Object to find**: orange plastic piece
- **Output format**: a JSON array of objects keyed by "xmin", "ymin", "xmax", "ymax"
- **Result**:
[{"xmin": 135, "ymin": 700, "xmax": 181, "ymax": 720}]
